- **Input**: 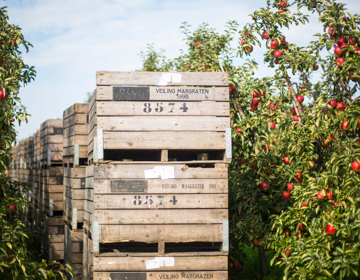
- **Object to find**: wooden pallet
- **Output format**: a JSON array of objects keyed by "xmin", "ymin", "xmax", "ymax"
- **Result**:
[
  {"xmin": 40, "ymin": 119, "xmax": 63, "ymax": 166},
  {"xmin": 63, "ymin": 103, "xmax": 89, "ymax": 167},
  {"xmin": 65, "ymin": 225, "xmax": 83, "ymax": 279},
  {"xmin": 83, "ymin": 233, "xmax": 228, "ymax": 280},
  {"xmin": 88, "ymin": 71, "xmax": 232, "ymax": 165}
]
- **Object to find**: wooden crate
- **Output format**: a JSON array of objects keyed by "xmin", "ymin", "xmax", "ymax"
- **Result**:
[
  {"xmin": 40, "ymin": 119, "xmax": 63, "ymax": 166},
  {"xmin": 34, "ymin": 208, "xmax": 45, "ymax": 255},
  {"xmin": 83, "ymin": 233, "xmax": 227, "ymax": 280},
  {"xmin": 41, "ymin": 167, "xmax": 64, "ymax": 216},
  {"xmin": 83, "ymin": 162, "xmax": 228, "ymax": 276},
  {"xmin": 63, "ymin": 167, "xmax": 86, "ymax": 229},
  {"xmin": 44, "ymin": 215, "xmax": 64, "ymax": 261},
  {"xmin": 63, "ymin": 103, "xmax": 89, "ymax": 167},
  {"xmin": 65, "ymin": 225, "xmax": 83, "ymax": 279},
  {"xmin": 88, "ymin": 71, "xmax": 231, "ymax": 165}
]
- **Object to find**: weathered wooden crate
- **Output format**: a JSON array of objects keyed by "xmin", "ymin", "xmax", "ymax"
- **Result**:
[
  {"xmin": 63, "ymin": 103, "xmax": 89, "ymax": 167},
  {"xmin": 83, "ymin": 162, "xmax": 228, "ymax": 273},
  {"xmin": 88, "ymin": 71, "xmax": 232, "ymax": 164},
  {"xmin": 40, "ymin": 119, "xmax": 63, "ymax": 166},
  {"xmin": 65, "ymin": 225, "xmax": 83, "ymax": 279},
  {"xmin": 83, "ymin": 232, "xmax": 227, "ymax": 280},
  {"xmin": 41, "ymin": 167, "xmax": 64, "ymax": 216},
  {"xmin": 44, "ymin": 215, "xmax": 65, "ymax": 261},
  {"xmin": 25, "ymin": 136, "xmax": 34, "ymax": 169},
  {"xmin": 63, "ymin": 167, "xmax": 86, "ymax": 229}
]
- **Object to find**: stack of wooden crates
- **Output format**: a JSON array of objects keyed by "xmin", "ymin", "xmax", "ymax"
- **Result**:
[
  {"xmin": 40, "ymin": 119, "xmax": 64, "ymax": 261},
  {"xmin": 63, "ymin": 103, "xmax": 89, "ymax": 280},
  {"xmin": 83, "ymin": 71, "xmax": 231, "ymax": 280},
  {"xmin": 24, "ymin": 136, "xmax": 34, "ymax": 228}
]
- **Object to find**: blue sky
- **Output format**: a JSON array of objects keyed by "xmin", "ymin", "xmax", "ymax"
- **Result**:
[{"xmin": 5, "ymin": 0, "xmax": 360, "ymax": 140}]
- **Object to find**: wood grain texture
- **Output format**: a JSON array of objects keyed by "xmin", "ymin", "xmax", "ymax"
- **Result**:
[
  {"xmin": 63, "ymin": 103, "xmax": 89, "ymax": 119},
  {"xmin": 96, "ymin": 71, "xmax": 228, "ymax": 86},
  {"xmin": 103, "ymin": 131, "xmax": 226, "ymax": 150},
  {"xmin": 93, "ymin": 194, "xmax": 227, "ymax": 209},
  {"xmin": 97, "ymin": 116, "xmax": 229, "ymax": 132},
  {"xmin": 96, "ymin": 86, "xmax": 229, "ymax": 101},
  {"xmin": 63, "ymin": 114, "xmax": 88, "ymax": 128},
  {"xmin": 91, "ymin": 164, "xmax": 228, "ymax": 180},
  {"xmin": 92, "ymin": 255, "xmax": 227, "ymax": 271},
  {"xmin": 93, "ymin": 209, "xmax": 227, "ymax": 224},
  {"xmin": 94, "ymin": 271, "xmax": 227, "ymax": 280},
  {"xmin": 99, "ymin": 224, "xmax": 223, "ymax": 243}
]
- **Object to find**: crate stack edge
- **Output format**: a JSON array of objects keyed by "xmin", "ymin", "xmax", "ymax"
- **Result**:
[
  {"xmin": 63, "ymin": 103, "xmax": 89, "ymax": 280},
  {"xmin": 83, "ymin": 71, "xmax": 231, "ymax": 280},
  {"xmin": 40, "ymin": 119, "xmax": 64, "ymax": 261}
]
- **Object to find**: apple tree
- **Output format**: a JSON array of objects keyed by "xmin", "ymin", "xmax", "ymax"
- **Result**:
[
  {"xmin": 0, "ymin": 6, "xmax": 73, "ymax": 279},
  {"xmin": 234, "ymin": 0, "xmax": 360, "ymax": 279}
]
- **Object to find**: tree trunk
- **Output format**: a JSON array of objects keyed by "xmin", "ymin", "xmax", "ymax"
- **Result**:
[{"xmin": 258, "ymin": 245, "xmax": 268, "ymax": 276}]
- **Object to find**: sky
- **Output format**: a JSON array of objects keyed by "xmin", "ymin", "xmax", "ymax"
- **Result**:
[{"xmin": 4, "ymin": 0, "xmax": 360, "ymax": 141}]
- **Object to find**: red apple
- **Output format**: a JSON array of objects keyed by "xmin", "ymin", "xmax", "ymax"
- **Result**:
[
  {"xmin": 270, "ymin": 40, "xmax": 279, "ymax": 49},
  {"xmin": 229, "ymin": 85, "xmax": 236, "ymax": 92},
  {"xmin": 259, "ymin": 89, "xmax": 266, "ymax": 96},
  {"xmin": 338, "ymin": 36, "xmax": 346, "ymax": 45},
  {"xmin": 352, "ymin": 161, "xmax": 360, "ymax": 172},
  {"xmin": 269, "ymin": 103, "xmax": 277, "ymax": 112},
  {"xmin": 307, "ymin": 161, "xmax": 315, "ymax": 169},
  {"xmin": 283, "ymin": 157, "xmax": 290, "ymax": 164},
  {"xmin": 297, "ymin": 223, "xmax": 304, "ymax": 230},
  {"xmin": 326, "ymin": 224, "xmax": 336, "ymax": 235},
  {"xmin": 253, "ymin": 97, "xmax": 260, "ymax": 104},
  {"xmin": 10, "ymin": 118, "xmax": 15, "ymax": 122},
  {"xmin": 240, "ymin": 158, "xmax": 247, "ymax": 164},
  {"xmin": 274, "ymin": 58, "xmax": 279, "ymax": 64},
  {"xmin": 233, "ymin": 261, "xmax": 241, "ymax": 269},
  {"xmin": 336, "ymin": 102, "xmax": 345, "ymax": 111},
  {"xmin": 194, "ymin": 42, "xmax": 200, "ymax": 47},
  {"xmin": 241, "ymin": 39, "xmax": 245, "ymax": 45},
  {"xmin": 355, "ymin": 46, "xmax": 360, "ymax": 51},
  {"xmin": 348, "ymin": 38, "xmax": 355, "ymax": 46},
  {"xmin": 341, "ymin": 120, "xmax": 350, "ymax": 131},
  {"xmin": 295, "ymin": 172, "xmax": 303, "ymax": 183},
  {"xmin": 283, "ymin": 191, "xmax": 291, "ymax": 199},
  {"xmin": 181, "ymin": 67, "xmax": 185, "ymax": 71},
  {"xmin": 328, "ymin": 135, "xmax": 334, "ymax": 141},
  {"xmin": 280, "ymin": 1, "xmax": 287, "ymax": 8},
  {"xmin": 274, "ymin": 50, "xmax": 282, "ymax": 58},
  {"xmin": 328, "ymin": 26, "xmax": 336, "ymax": 36},
  {"xmin": 293, "ymin": 115, "xmax": 299, "ymax": 121},
  {"xmin": 9, "ymin": 204, "xmax": 16, "ymax": 212},
  {"xmin": 297, "ymin": 96, "xmax": 304, "ymax": 103},
  {"xmin": 250, "ymin": 105, "xmax": 258, "ymax": 111},
  {"xmin": 246, "ymin": 45, "xmax": 253, "ymax": 52},
  {"xmin": 336, "ymin": 57, "xmax": 345, "ymax": 67},
  {"xmin": 328, "ymin": 100, "xmax": 336, "ymax": 108},
  {"xmin": 317, "ymin": 190, "xmax": 326, "ymax": 200},
  {"xmin": 291, "ymin": 107, "xmax": 297, "ymax": 115},
  {"xmin": 302, "ymin": 202, "xmax": 308, "ymax": 207},
  {"xmin": 358, "ymin": 118, "xmax": 360, "ymax": 128},
  {"xmin": 334, "ymin": 47, "xmax": 342, "ymax": 56},
  {"xmin": 278, "ymin": 8, "xmax": 285, "ymax": 13},
  {"xmin": 340, "ymin": 43, "xmax": 348, "ymax": 54},
  {"xmin": 252, "ymin": 91, "xmax": 259, "ymax": 97},
  {"xmin": 3, "ymin": 214, "xmax": 7, "ymax": 220},
  {"xmin": 270, "ymin": 122, "xmax": 276, "ymax": 129},
  {"xmin": 313, "ymin": 64, "xmax": 319, "ymax": 71},
  {"xmin": 236, "ymin": 127, "xmax": 242, "ymax": 133},
  {"xmin": 261, "ymin": 181, "xmax": 270, "ymax": 190},
  {"xmin": 326, "ymin": 190, "xmax": 333, "ymax": 199},
  {"xmin": 262, "ymin": 32, "xmax": 269, "ymax": 39},
  {"xmin": 285, "ymin": 248, "xmax": 291, "ymax": 256},
  {"xmin": 287, "ymin": 183, "xmax": 294, "ymax": 191}
]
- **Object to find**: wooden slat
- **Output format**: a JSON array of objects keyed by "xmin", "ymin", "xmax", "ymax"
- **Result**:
[
  {"xmin": 103, "ymin": 131, "xmax": 226, "ymax": 150},
  {"xmin": 94, "ymin": 271, "xmax": 227, "ymax": 280},
  {"xmin": 63, "ymin": 146, "xmax": 87, "ymax": 158},
  {"xmin": 40, "ymin": 119, "xmax": 63, "ymax": 130},
  {"xmin": 96, "ymin": 86, "xmax": 229, "ymax": 102},
  {"xmin": 40, "ymin": 135, "xmax": 63, "ymax": 145},
  {"xmin": 64, "ymin": 125, "xmax": 88, "ymax": 137},
  {"xmin": 97, "ymin": 116, "xmax": 229, "ymax": 132},
  {"xmin": 63, "ymin": 135, "xmax": 88, "ymax": 147},
  {"xmin": 96, "ymin": 72, "xmax": 228, "ymax": 86},
  {"xmin": 91, "ymin": 164, "xmax": 227, "ymax": 180},
  {"xmin": 93, "ymin": 209, "xmax": 227, "ymax": 224},
  {"xmin": 94, "ymin": 194, "xmax": 227, "ymax": 209},
  {"xmin": 95, "ymin": 101, "xmax": 229, "ymax": 116},
  {"xmin": 92, "ymin": 255, "xmax": 227, "ymax": 271},
  {"xmin": 99, "ymin": 224, "xmax": 223, "ymax": 243}
]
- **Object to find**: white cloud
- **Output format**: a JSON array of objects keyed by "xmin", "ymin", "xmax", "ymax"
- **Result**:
[{"xmin": 6, "ymin": 0, "xmax": 360, "ymax": 140}]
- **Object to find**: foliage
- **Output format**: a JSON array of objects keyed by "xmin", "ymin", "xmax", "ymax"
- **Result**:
[
  {"xmin": 138, "ymin": 43, "xmax": 172, "ymax": 71},
  {"xmin": 0, "ymin": 6, "xmax": 72, "ymax": 279}
]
